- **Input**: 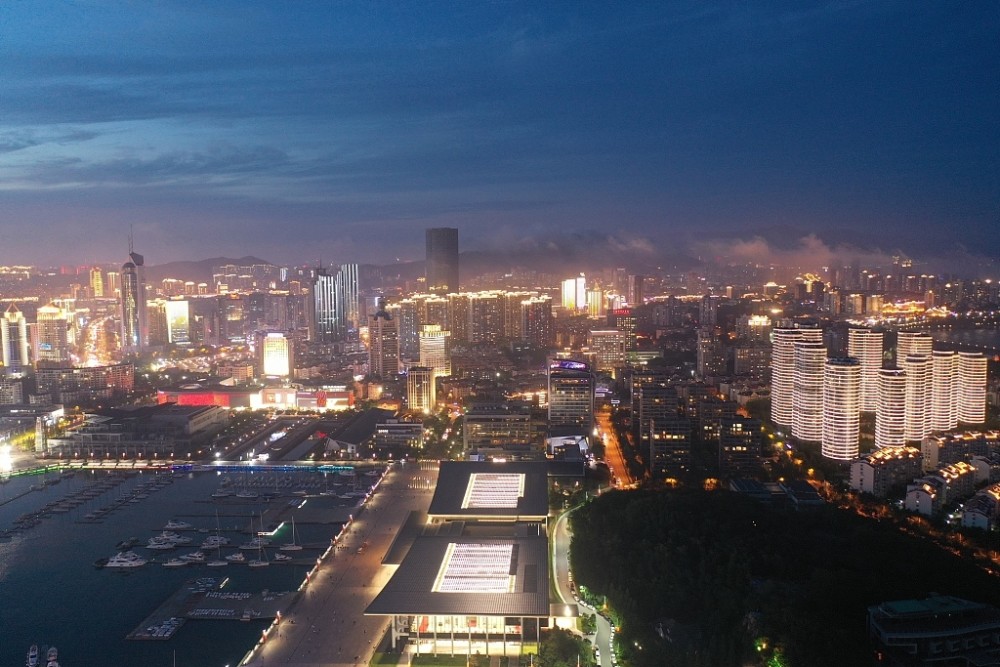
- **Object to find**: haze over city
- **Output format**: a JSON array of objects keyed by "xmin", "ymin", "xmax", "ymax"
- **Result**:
[{"xmin": 1, "ymin": 2, "xmax": 998, "ymax": 267}]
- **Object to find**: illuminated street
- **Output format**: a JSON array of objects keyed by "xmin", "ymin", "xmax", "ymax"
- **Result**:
[{"xmin": 597, "ymin": 405, "xmax": 634, "ymax": 488}]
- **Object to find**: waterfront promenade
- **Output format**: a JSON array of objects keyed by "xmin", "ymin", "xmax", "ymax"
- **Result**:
[{"xmin": 242, "ymin": 460, "xmax": 439, "ymax": 667}]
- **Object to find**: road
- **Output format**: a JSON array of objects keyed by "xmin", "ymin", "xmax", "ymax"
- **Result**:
[
  {"xmin": 242, "ymin": 460, "xmax": 439, "ymax": 667},
  {"xmin": 551, "ymin": 507, "xmax": 614, "ymax": 667},
  {"xmin": 596, "ymin": 405, "xmax": 634, "ymax": 488}
]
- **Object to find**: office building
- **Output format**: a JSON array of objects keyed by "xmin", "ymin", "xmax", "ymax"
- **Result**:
[
  {"xmin": 463, "ymin": 402, "xmax": 538, "ymax": 455},
  {"xmin": 875, "ymin": 367, "xmax": 907, "ymax": 448},
  {"xmin": 418, "ymin": 324, "xmax": 451, "ymax": 380},
  {"xmin": 547, "ymin": 359, "xmax": 594, "ymax": 433},
  {"xmin": 2, "ymin": 305, "xmax": 29, "ymax": 376},
  {"xmin": 89, "ymin": 267, "xmax": 105, "ymax": 298},
  {"xmin": 588, "ymin": 329, "xmax": 627, "ymax": 376},
  {"xmin": 822, "ymin": 357, "xmax": 861, "ymax": 460},
  {"xmin": 310, "ymin": 264, "xmax": 358, "ymax": 342},
  {"xmin": 792, "ymin": 340, "xmax": 826, "ymax": 443},
  {"xmin": 259, "ymin": 331, "xmax": 293, "ymax": 378},
  {"xmin": 369, "ymin": 302, "xmax": 399, "ymax": 379},
  {"xmin": 719, "ymin": 416, "xmax": 764, "ymax": 474},
  {"xmin": 407, "ymin": 366, "xmax": 435, "ymax": 412},
  {"xmin": 35, "ymin": 303, "xmax": 70, "ymax": 365},
  {"xmin": 120, "ymin": 248, "xmax": 148, "ymax": 354},
  {"xmin": 164, "ymin": 300, "xmax": 190, "ymax": 345},
  {"xmin": 520, "ymin": 295, "xmax": 553, "ymax": 348},
  {"xmin": 425, "ymin": 227, "xmax": 459, "ymax": 294},
  {"xmin": 649, "ymin": 417, "xmax": 692, "ymax": 475},
  {"xmin": 771, "ymin": 326, "xmax": 823, "ymax": 428},
  {"xmin": 627, "ymin": 274, "xmax": 645, "ymax": 306},
  {"xmin": 847, "ymin": 327, "xmax": 883, "ymax": 412}
]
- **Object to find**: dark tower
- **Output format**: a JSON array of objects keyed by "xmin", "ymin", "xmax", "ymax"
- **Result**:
[{"xmin": 425, "ymin": 227, "xmax": 459, "ymax": 294}]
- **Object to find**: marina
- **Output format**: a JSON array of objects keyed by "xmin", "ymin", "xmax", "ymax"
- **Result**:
[{"xmin": 0, "ymin": 463, "xmax": 388, "ymax": 667}]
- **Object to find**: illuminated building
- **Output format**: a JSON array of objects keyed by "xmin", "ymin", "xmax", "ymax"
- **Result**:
[
  {"xmin": 89, "ymin": 267, "xmax": 104, "ymax": 298},
  {"xmin": 587, "ymin": 329, "xmax": 626, "ymax": 376},
  {"xmin": 792, "ymin": 341, "xmax": 826, "ymax": 443},
  {"xmin": 608, "ymin": 308, "xmax": 636, "ymax": 351},
  {"xmin": 849, "ymin": 446, "xmax": 922, "ymax": 497},
  {"xmin": 931, "ymin": 350, "xmax": 958, "ymax": 432},
  {"xmin": 822, "ymin": 357, "xmax": 860, "ymax": 460},
  {"xmin": 34, "ymin": 303, "xmax": 70, "ymax": 365},
  {"xmin": 260, "ymin": 332, "xmax": 293, "ymax": 378},
  {"xmin": 164, "ymin": 300, "xmax": 190, "ymax": 345},
  {"xmin": 407, "ymin": 366, "xmax": 435, "ymax": 412},
  {"xmin": 736, "ymin": 315, "xmax": 772, "ymax": 343},
  {"xmin": 520, "ymin": 296, "xmax": 553, "ymax": 348},
  {"xmin": 649, "ymin": 417, "xmax": 692, "ymax": 475},
  {"xmin": 425, "ymin": 227, "xmax": 459, "ymax": 294},
  {"xmin": 2, "ymin": 305, "xmax": 29, "ymax": 377},
  {"xmin": 896, "ymin": 331, "xmax": 932, "ymax": 364},
  {"xmin": 419, "ymin": 324, "xmax": 451, "ymax": 379},
  {"xmin": 719, "ymin": 417, "xmax": 764, "ymax": 474},
  {"xmin": 875, "ymin": 367, "xmax": 907, "ymax": 448},
  {"xmin": 586, "ymin": 289, "xmax": 605, "ymax": 318},
  {"xmin": 369, "ymin": 301, "xmax": 399, "ymax": 379},
  {"xmin": 463, "ymin": 403, "xmax": 537, "ymax": 455},
  {"xmin": 467, "ymin": 292, "xmax": 502, "ymax": 344},
  {"xmin": 696, "ymin": 326, "xmax": 727, "ymax": 378},
  {"xmin": 547, "ymin": 359, "xmax": 594, "ymax": 433},
  {"xmin": 903, "ymin": 354, "xmax": 932, "ymax": 442},
  {"xmin": 309, "ymin": 264, "xmax": 358, "ymax": 342},
  {"xmin": 560, "ymin": 274, "xmax": 586, "ymax": 312},
  {"xmin": 396, "ymin": 298, "xmax": 421, "ymax": 360},
  {"xmin": 958, "ymin": 352, "xmax": 987, "ymax": 425},
  {"xmin": 771, "ymin": 326, "xmax": 822, "ymax": 428},
  {"xmin": 847, "ymin": 327, "xmax": 883, "ymax": 412},
  {"xmin": 447, "ymin": 294, "xmax": 470, "ymax": 342}
]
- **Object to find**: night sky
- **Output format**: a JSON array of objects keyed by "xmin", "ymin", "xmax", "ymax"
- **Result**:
[{"xmin": 1, "ymin": 2, "xmax": 997, "ymax": 267}]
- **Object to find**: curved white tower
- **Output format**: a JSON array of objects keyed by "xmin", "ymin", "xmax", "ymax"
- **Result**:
[
  {"xmin": 875, "ymin": 367, "xmax": 907, "ymax": 448},
  {"xmin": 958, "ymin": 351, "xmax": 987, "ymax": 424},
  {"xmin": 792, "ymin": 340, "xmax": 827, "ymax": 443},
  {"xmin": 822, "ymin": 357, "xmax": 861, "ymax": 460},
  {"xmin": 848, "ymin": 327, "xmax": 884, "ymax": 412}
]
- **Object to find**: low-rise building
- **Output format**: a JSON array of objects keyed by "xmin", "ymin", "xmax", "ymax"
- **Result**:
[{"xmin": 849, "ymin": 447, "xmax": 922, "ymax": 498}]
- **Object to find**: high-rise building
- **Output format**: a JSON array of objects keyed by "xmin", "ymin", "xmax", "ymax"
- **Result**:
[
  {"xmin": 822, "ymin": 357, "xmax": 861, "ymax": 460},
  {"xmin": 425, "ymin": 227, "xmax": 459, "ymax": 294},
  {"xmin": 848, "ymin": 327, "xmax": 884, "ymax": 412},
  {"xmin": 771, "ymin": 326, "xmax": 823, "ymax": 427},
  {"xmin": 588, "ymin": 329, "xmax": 627, "ymax": 377},
  {"xmin": 337, "ymin": 263, "xmax": 360, "ymax": 333},
  {"xmin": 896, "ymin": 331, "xmax": 933, "ymax": 364},
  {"xmin": 520, "ymin": 296, "xmax": 553, "ymax": 348},
  {"xmin": 2, "ymin": 305, "xmax": 29, "ymax": 376},
  {"xmin": 547, "ymin": 359, "xmax": 594, "ymax": 433},
  {"xmin": 418, "ymin": 324, "xmax": 451, "ymax": 379},
  {"xmin": 369, "ymin": 302, "xmax": 399, "ymax": 379},
  {"xmin": 89, "ymin": 267, "xmax": 105, "ymax": 298},
  {"xmin": 407, "ymin": 366, "xmax": 435, "ymax": 412},
  {"xmin": 35, "ymin": 303, "xmax": 70, "ymax": 364},
  {"xmin": 310, "ymin": 264, "xmax": 358, "ymax": 342},
  {"xmin": 958, "ymin": 352, "xmax": 987, "ymax": 425},
  {"xmin": 120, "ymin": 246, "xmax": 148, "ymax": 355},
  {"xmin": 627, "ymin": 274, "xmax": 645, "ymax": 306},
  {"xmin": 467, "ymin": 292, "xmax": 502, "ymax": 344},
  {"xmin": 875, "ymin": 367, "xmax": 907, "ymax": 448},
  {"xmin": 931, "ymin": 350, "xmax": 958, "ymax": 432},
  {"xmin": 259, "ymin": 331, "xmax": 294, "ymax": 378},
  {"xmin": 792, "ymin": 341, "xmax": 826, "ymax": 443},
  {"xmin": 903, "ymin": 354, "xmax": 932, "ymax": 442},
  {"xmin": 164, "ymin": 300, "xmax": 190, "ymax": 345}
]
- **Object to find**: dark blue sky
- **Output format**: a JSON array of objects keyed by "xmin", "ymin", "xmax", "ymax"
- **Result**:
[{"xmin": 1, "ymin": 1, "xmax": 997, "ymax": 267}]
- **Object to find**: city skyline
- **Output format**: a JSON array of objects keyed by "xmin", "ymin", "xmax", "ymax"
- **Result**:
[{"xmin": 1, "ymin": 2, "xmax": 998, "ymax": 267}]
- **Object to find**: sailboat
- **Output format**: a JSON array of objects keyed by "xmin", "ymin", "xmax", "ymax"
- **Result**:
[
  {"xmin": 280, "ymin": 515, "xmax": 303, "ymax": 552},
  {"xmin": 207, "ymin": 510, "xmax": 228, "ymax": 567},
  {"xmin": 247, "ymin": 512, "xmax": 269, "ymax": 568}
]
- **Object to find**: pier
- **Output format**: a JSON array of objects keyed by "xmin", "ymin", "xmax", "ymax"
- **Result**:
[{"xmin": 128, "ymin": 578, "xmax": 296, "ymax": 641}]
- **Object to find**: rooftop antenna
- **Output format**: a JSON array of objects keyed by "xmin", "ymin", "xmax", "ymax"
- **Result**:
[{"xmin": 128, "ymin": 224, "xmax": 134, "ymax": 255}]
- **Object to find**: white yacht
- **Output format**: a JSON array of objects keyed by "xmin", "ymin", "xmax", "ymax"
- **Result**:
[
  {"xmin": 163, "ymin": 558, "xmax": 188, "ymax": 568},
  {"xmin": 224, "ymin": 552, "xmax": 246, "ymax": 563},
  {"xmin": 179, "ymin": 551, "xmax": 206, "ymax": 563},
  {"xmin": 164, "ymin": 520, "xmax": 194, "ymax": 531},
  {"xmin": 105, "ymin": 551, "xmax": 147, "ymax": 568}
]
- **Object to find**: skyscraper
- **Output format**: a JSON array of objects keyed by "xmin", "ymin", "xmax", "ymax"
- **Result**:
[
  {"xmin": 903, "ymin": 354, "xmax": 932, "ymax": 442},
  {"xmin": 958, "ymin": 352, "xmax": 987, "ymax": 424},
  {"xmin": 425, "ymin": 227, "xmax": 459, "ymax": 294},
  {"xmin": 547, "ymin": 359, "xmax": 594, "ymax": 433},
  {"xmin": 896, "ymin": 331, "xmax": 933, "ymax": 364},
  {"xmin": 875, "ymin": 367, "xmax": 907, "ymax": 448},
  {"xmin": 407, "ymin": 366, "xmax": 435, "ymax": 412},
  {"xmin": 771, "ymin": 326, "xmax": 822, "ymax": 428},
  {"xmin": 310, "ymin": 264, "xmax": 358, "ymax": 342},
  {"xmin": 418, "ymin": 324, "xmax": 451, "ymax": 379},
  {"xmin": 120, "ymin": 252, "xmax": 147, "ymax": 355},
  {"xmin": 848, "ymin": 327, "xmax": 884, "ymax": 412},
  {"xmin": 35, "ymin": 303, "xmax": 70, "ymax": 365},
  {"xmin": 930, "ymin": 350, "xmax": 958, "ymax": 432},
  {"xmin": 2, "ymin": 305, "xmax": 29, "ymax": 376},
  {"xmin": 792, "ymin": 341, "xmax": 826, "ymax": 443},
  {"xmin": 822, "ymin": 358, "xmax": 861, "ymax": 460},
  {"xmin": 369, "ymin": 301, "xmax": 399, "ymax": 379}
]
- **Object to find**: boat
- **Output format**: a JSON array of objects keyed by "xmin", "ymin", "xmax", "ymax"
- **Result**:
[
  {"xmin": 239, "ymin": 537, "xmax": 270, "ymax": 550},
  {"xmin": 163, "ymin": 558, "xmax": 188, "ymax": 568},
  {"xmin": 247, "ymin": 512, "xmax": 269, "ymax": 567},
  {"xmin": 224, "ymin": 552, "xmax": 246, "ymax": 563},
  {"xmin": 164, "ymin": 520, "xmax": 194, "ymax": 531},
  {"xmin": 272, "ymin": 552, "xmax": 292, "ymax": 562},
  {"xmin": 45, "ymin": 647, "xmax": 58, "ymax": 667},
  {"xmin": 145, "ymin": 541, "xmax": 177, "ymax": 551},
  {"xmin": 93, "ymin": 557, "xmax": 109, "ymax": 568},
  {"xmin": 206, "ymin": 557, "xmax": 228, "ymax": 567},
  {"xmin": 179, "ymin": 551, "xmax": 205, "ymax": 563},
  {"xmin": 200, "ymin": 535, "xmax": 230, "ymax": 549},
  {"xmin": 235, "ymin": 490, "xmax": 259, "ymax": 500},
  {"xmin": 105, "ymin": 551, "xmax": 147, "ymax": 568},
  {"xmin": 116, "ymin": 537, "xmax": 140, "ymax": 550},
  {"xmin": 26, "ymin": 644, "xmax": 39, "ymax": 667},
  {"xmin": 280, "ymin": 516, "xmax": 303, "ymax": 551},
  {"xmin": 211, "ymin": 489, "xmax": 234, "ymax": 499}
]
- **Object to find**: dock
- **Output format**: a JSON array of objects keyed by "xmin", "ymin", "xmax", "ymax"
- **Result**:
[{"xmin": 127, "ymin": 577, "xmax": 297, "ymax": 641}]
